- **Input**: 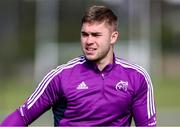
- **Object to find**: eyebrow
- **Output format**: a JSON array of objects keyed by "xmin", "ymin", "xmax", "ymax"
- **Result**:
[{"xmin": 81, "ymin": 31, "xmax": 102, "ymax": 36}]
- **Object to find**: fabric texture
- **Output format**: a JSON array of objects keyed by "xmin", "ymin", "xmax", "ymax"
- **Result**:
[{"xmin": 1, "ymin": 55, "xmax": 156, "ymax": 126}]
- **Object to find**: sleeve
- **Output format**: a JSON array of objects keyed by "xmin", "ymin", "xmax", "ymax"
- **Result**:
[
  {"xmin": 1, "ymin": 69, "xmax": 63, "ymax": 126},
  {"xmin": 132, "ymin": 71, "xmax": 156, "ymax": 126},
  {"xmin": 0, "ymin": 109, "xmax": 26, "ymax": 126}
]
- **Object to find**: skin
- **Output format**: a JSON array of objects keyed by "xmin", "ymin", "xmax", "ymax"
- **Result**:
[{"xmin": 81, "ymin": 21, "xmax": 119, "ymax": 71}]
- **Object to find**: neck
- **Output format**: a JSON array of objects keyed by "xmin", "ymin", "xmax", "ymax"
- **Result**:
[{"xmin": 96, "ymin": 52, "xmax": 114, "ymax": 71}]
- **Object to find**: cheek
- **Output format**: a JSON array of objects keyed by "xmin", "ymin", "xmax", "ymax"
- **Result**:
[
  {"xmin": 80, "ymin": 37, "xmax": 83, "ymax": 42},
  {"xmin": 98, "ymin": 42, "xmax": 109, "ymax": 53},
  {"xmin": 101, "ymin": 37, "xmax": 111, "ymax": 47},
  {"xmin": 80, "ymin": 38, "xmax": 85, "ymax": 45}
]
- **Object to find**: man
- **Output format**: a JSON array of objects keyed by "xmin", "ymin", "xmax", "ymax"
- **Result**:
[{"xmin": 1, "ymin": 5, "xmax": 156, "ymax": 126}]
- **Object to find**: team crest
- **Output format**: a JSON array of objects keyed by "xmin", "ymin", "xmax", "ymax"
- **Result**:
[{"xmin": 115, "ymin": 80, "xmax": 128, "ymax": 92}]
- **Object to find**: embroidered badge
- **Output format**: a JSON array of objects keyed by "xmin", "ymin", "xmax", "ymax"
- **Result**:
[{"xmin": 115, "ymin": 80, "xmax": 128, "ymax": 92}]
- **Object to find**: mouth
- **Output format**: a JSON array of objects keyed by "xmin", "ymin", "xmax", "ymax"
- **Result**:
[{"xmin": 85, "ymin": 47, "xmax": 97, "ymax": 54}]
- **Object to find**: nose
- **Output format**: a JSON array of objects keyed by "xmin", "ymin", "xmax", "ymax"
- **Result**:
[{"xmin": 86, "ymin": 35, "xmax": 93, "ymax": 45}]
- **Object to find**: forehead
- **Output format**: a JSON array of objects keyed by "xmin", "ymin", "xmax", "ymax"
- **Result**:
[{"xmin": 81, "ymin": 21, "xmax": 111, "ymax": 32}]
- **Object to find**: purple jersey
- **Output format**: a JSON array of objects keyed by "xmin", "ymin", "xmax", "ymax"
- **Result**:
[{"xmin": 1, "ymin": 55, "xmax": 156, "ymax": 126}]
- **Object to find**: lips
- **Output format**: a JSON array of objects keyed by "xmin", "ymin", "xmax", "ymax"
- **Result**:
[
  {"xmin": 86, "ymin": 47, "xmax": 96, "ymax": 51},
  {"xmin": 85, "ymin": 47, "xmax": 96, "ymax": 54}
]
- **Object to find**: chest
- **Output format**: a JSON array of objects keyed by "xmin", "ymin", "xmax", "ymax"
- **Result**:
[{"xmin": 61, "ymin": 70, "xmax": 134, "ymax": 113}]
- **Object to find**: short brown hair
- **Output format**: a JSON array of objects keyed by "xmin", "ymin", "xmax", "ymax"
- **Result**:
[{"xmin": 81, "ymin": 5, "xmax": 118, "ymax": 31}]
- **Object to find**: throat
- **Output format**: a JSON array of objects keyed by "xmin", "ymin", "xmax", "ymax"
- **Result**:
[
  {"xmin": 93, "ymin": 50, "xmax": 114, "ymax": 71},
  {"xmin": 96, "ymin": 58, "xmax": 113, "ymax": 71},
  {"xmin": 97, "ymin": 63, "xmax": 106, "ymax": 71}
]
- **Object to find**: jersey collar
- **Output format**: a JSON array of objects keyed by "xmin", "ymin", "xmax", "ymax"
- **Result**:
[{"xmin": 84, "ymin": 54, "xmax": 116, "ymax": 73}]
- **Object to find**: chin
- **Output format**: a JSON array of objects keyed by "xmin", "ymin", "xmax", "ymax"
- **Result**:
[{"xmin": 85, "ymin": 55, "xmax": 97, "ymax": 61}]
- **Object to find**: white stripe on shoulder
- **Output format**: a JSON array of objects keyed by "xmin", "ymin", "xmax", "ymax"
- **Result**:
[
  {"xmin": 116, "ymin": 58, "xmax": 156, "ymax": 118},
  {"xmin": 67, "ymin": 56, "xmax": 85, "ymax": 64},
  {"xmin": 27, "ymin": 56, "xmax": 84, "ymax": 105},
  {"xmin": 115, "ymin": 58, "xmax": 156, "ymax": 119},
  {"xmin": 27, "ymin": 57, "xmax": 86, "ymax": 109}
]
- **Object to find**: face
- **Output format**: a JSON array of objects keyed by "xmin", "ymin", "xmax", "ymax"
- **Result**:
[{"xmin": 81, "ymin": 21, "xmax": 118, "ymax": 63}]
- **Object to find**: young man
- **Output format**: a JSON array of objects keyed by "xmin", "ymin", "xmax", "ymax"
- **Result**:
[{"xmin": 1, "ymin": 5, "xmax": 156, "ymax": 126}]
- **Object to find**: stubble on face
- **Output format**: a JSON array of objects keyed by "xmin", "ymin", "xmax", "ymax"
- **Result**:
[{"xmin": 81, "ymin": 22, "xmax": 114, "ymax": 64}]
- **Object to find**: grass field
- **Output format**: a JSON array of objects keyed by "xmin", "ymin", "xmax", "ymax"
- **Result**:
[{"xmin": 0, "ymin": 77, "xmax": 180, "ymax": 126}]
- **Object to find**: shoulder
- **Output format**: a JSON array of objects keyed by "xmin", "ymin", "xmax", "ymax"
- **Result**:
[
  {"xmin": 36, "ymin": 56, "xmax": 86, "ymax": 90},
  {"xmin": 55, "ymin": 56, "xmax": 86, "ymax": 74},
  {"xmin": 115, "ymin": 57, "xmax": 153, "ymax": 93},
  {"xmin": 58, "ymin": 56, "xmax": 86, "ymax": 69},
  {"xmin": 41, "ymin": 56, "xmax": 86, "ymax": 82},
  {"xmin": 115, "ymin": 57, "xmax": 151, "ymax": 81}
]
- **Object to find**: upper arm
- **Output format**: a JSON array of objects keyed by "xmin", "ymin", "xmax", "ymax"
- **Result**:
[
  {"xmin": 19, "ymin": 71, "xmax": 63, "ymax": 125},
  {"xmin": 132, "ymin": 71, "xmax": 156, "ymax": 126}
]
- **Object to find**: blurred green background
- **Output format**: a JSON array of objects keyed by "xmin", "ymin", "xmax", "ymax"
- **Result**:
[{"xmin": 0, "ymin": 0, "xmax": 180, "ymax": 126}]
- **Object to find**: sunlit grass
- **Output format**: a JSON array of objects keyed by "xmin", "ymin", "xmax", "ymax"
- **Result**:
[
  {"xmin": 0, "ymin": 78, "xmax": 35, "ymax": 114},
  {"xmin": 153, "ymin": 77, "xmax": 180, "ymax": 108}
]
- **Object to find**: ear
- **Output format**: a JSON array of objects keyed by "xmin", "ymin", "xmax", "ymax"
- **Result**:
[{"xmin": 110, "ymin": 31, "xmax": 119, "ymax": 44}]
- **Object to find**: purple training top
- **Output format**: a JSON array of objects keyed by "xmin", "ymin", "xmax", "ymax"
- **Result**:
[{"xmin": 1, "ymin": 55, "xmax": 156, "ymax": 126}]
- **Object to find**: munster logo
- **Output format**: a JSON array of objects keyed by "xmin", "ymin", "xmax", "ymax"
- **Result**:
[{"xmin": 115, "ymin": 80, "xmax": 128, "ymax": 92}]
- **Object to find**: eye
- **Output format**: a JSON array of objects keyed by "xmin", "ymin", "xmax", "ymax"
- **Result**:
[
  {"xmin": 81, "ymin": 32, "xmax": 89, "ymax": 37},
  {"xmin": 91, "ymin": 33, "xmax": 102, "ymax": 37}
]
